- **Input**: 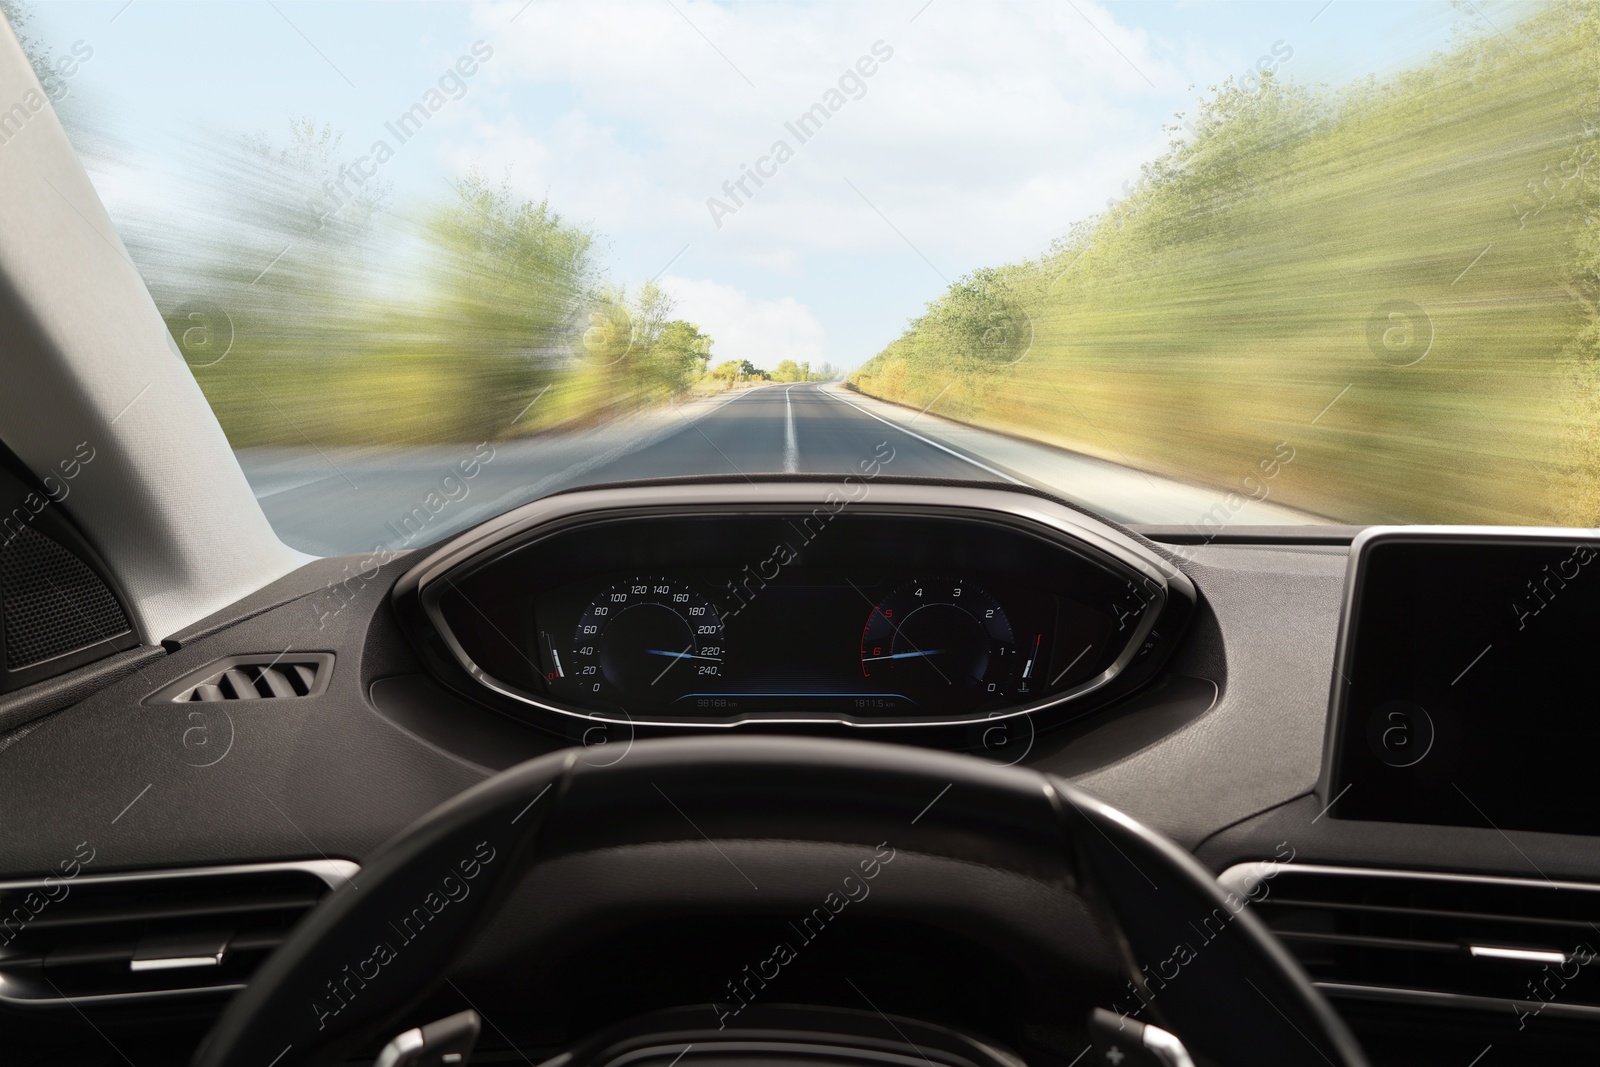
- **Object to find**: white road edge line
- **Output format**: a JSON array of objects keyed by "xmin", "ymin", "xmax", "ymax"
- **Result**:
[
  {"xmin": 822, "ymin": 386, "xmax": 1027, "ymax": 486},
  {"xmin": 784, "ymin": 385, "xmax": 800, "ymax": 473}
]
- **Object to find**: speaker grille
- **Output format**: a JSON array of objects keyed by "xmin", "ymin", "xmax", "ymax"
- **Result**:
[{"xmin": 0, "ymin": 523, "xmax": 131, "ymax": 669}]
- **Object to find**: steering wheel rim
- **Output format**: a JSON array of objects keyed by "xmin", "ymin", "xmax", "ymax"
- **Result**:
[{"xmin": 191, "ymin": 737, "xmax": 1368, "ymax": 1067}]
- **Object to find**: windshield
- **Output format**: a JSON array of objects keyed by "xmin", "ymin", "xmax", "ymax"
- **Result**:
[{"xmin": 6, "ymin": 0, "xmax": 1595, "ymax": 554}]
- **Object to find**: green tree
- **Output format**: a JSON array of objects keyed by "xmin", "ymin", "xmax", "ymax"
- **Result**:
[
  {"xmin": 657, "ymin": 320, "xmax": 714, "ymax": 379},
  {"xmin": 408, "ymin": 169, "xmax": 597, "ymax": 435},
  {"xmin": 128, "ymin": 124, "xmax": 601, "ymax": 445},
  {"xmin": 622, "ymin": 279, "xmax": 674, "ymax": 352},
  {"xmin": 426, "ymin": 169, "xmax": 594, "ymax": 363},
  {"xmin": 574, "ymin": 283, "xmax": 712, "ymax": 403}
]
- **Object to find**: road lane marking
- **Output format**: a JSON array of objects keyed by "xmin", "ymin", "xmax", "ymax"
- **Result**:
[
  {"xmin": 666, "ymin": 385, "xmax": 781, "ymax": 485},
  {"xmin": 821, "ymin": 387, "xmax": 1027, "ymax": 486},
  {"xmin": 784, "ymin": 385, "xmax": 800, "ymax": 473},
  {"xmin": 471, "ymin": 386, "xmax": 773, "ymax": 520}
]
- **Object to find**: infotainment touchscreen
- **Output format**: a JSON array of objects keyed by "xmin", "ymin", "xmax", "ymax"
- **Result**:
[{"xmin": 1327, "ymin": 530, "xmax": 1600, "ymax": 836}]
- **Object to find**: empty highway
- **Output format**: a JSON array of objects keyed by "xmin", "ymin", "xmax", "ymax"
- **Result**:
[{"xmin": 240, "ymin": 382, "xmax": 1320, "ymax": 556}]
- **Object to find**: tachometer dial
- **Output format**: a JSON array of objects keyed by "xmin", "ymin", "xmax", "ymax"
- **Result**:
[
  {"xmin": 860, "ymin": 578, "xmax": 1017, "ymax": 699},
  {"xmin": 567, "ymin": 577, "xmax": 723, "ymax": 705}
]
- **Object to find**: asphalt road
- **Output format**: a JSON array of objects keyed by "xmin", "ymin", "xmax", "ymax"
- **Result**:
[
  {"xmin": 579, "ymin": 382, "xmax": 996, "ymax": 483},
  {"xmin": 239, "ymin": 382, "xmax": 1319, "ymax": 556}
]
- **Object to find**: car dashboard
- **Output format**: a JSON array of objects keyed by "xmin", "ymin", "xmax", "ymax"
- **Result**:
[{"xmin": 3, "ymin": 478, "xmax": 1600, "ymax": 1066}]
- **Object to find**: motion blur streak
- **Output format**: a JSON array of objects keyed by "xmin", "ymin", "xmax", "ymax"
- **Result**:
[{"xmin": 851, "ymin": 4, "xmax": 1600, "ymax": 526}]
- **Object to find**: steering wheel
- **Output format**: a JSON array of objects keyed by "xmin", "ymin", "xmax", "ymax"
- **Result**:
[{"xmin": 191, "ymin": 738, "xmax": 1368, "ymax": 1067}]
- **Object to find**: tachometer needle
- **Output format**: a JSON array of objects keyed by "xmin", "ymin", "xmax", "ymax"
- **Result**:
[
  {"xmin": 645, "ymin": 649, "xmax": 722, "ymax": 662},
  {"xmin": 860, "ymin": 649, "xmax": 945, "ymax": 663}
]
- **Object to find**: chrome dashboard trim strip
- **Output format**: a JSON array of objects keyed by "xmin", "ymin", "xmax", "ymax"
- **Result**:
[
  {"xmin": 0, "ymin": 856, "xmax": 359, "ymax": 893},
  {"xmin": 1469, "ymin": 945, "xmax": 1567, "ymax": 964},
  {"xmin": 1218, "ymin": 860, "xmax": 1600, "ymax": 897}
]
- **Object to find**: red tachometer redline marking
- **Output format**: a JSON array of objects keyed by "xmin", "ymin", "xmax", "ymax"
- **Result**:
[
  {"xmin": 1022, "ymin": 633, "xmax": 1041, "ymax": 679},
  {"xmin": 861, "ymin": 604, "xmax": 893, "ymax": 677}
]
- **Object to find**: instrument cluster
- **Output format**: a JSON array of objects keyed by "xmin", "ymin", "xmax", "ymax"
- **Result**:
[
  {"xmin": 539, "ymin": 570, "xmax": 1068, "ymax": 718},
  {"xmin": 401, "ymin": 493, "xmax": 1193, "ymax": 732}
]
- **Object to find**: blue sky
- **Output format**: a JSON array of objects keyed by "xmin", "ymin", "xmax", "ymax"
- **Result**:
[{"xmin": 20, "ymin": 0, "xmax": 1495, "ymax": 370}]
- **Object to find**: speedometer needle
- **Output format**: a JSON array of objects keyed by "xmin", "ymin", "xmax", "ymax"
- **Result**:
[
  {"xmin": 645, "ymin": 649, "xmax": 722, "ymax": 662},
  {"xmin": 860, "ymin": 649, "xmax": 945, "ymax": 663}
]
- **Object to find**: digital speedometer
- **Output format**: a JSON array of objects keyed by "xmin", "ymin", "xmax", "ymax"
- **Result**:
[{"xmin": 556, "ymin": 577, "xmax": 724, "ymax": 707}]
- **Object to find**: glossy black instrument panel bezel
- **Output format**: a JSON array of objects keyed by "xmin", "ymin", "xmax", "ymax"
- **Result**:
[{"xmin": 391, "ymin": 482, "xmax": 1195, "ymax": 733}]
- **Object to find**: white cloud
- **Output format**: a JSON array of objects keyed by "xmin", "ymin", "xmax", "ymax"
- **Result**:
[
  {"xmin": 660, "ymin": 275, "xmax": 828, "ymax": 371},
  {"xmin": 435, "ymin": 107, "xmax": 664, "ymax": 233},
  {"xmin": 462, "ymin": 0, "xmax": 1183, "ymax": 266}
]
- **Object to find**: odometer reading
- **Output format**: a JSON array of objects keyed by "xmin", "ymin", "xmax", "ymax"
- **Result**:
[{"xmin": 560, "ymin": 577, "xmax": 724, "ymax": 708}]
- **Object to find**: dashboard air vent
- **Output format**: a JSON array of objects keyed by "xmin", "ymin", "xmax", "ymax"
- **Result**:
[
  {"xmin": 1221, "ymin": 863, "xmax": 1600, "ymax": 1020},
  {"xmin": 0, "ymin": 859, "xmax": 355, "ymax": 1005},
  {"xmin": 150, "ymin": 653, "xmax": 335, "ymax": 703}
]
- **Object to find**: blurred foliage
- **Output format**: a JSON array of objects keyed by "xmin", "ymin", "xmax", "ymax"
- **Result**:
[
  {"xmin": 701, "ymin": 356, "xmax": 837, "ymax": 383},
  {"xmin": 121, "ymin": 120, "xmax": 718, "ymax": 446},
  {"xmin": 2, "ymin": 0, "xmax": 86, "ymax": 111},
  {"xmin": 711, "ymin": 359, "xmax": 765, "ymax": 382},
  {"xmin": 771, "ymin": 359, "xmax": 838, "ymax": 382},
  {"xmin": 1, "ymin": 0, "xmax": 49, "ymax": 80},
  {"xmin": 853, "ymin": 2, "xmax": 1600, "ymax": 525}
]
